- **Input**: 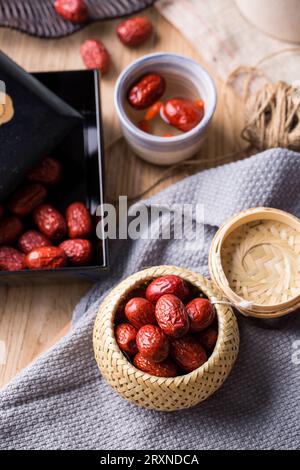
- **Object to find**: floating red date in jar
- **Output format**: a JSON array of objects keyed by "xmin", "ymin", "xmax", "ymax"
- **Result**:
[
  {"xmin": 128, "ymin": 74, "xmax": 166, "ymax": 110},
  {"xmin": 161, "ymin": 98, "xmax": 205, "ymax": 132}
]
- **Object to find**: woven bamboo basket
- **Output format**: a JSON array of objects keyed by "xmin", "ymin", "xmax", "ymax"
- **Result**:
[
  {"xmin": 209, "ymin": 207, "xmax": 300, "ymax": 318},
  {"xmin": 93, "ymin": 265, "xmax": 239, "ymax": 411}
]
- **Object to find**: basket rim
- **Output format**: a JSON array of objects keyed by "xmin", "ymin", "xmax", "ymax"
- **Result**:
[
  {"xmin": 93, "ymin": 265, "xmax": 237, "ymax": 384},
  {"xmin": 209, "ymin": 207, "xmax": 300, "ymax": 318}
]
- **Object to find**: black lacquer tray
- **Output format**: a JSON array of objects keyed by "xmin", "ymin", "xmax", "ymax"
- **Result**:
[
  {"xmin": 0, "ymin": 51, "xmax": 82, "ymax": 202},
  {"xmin": 0, "ymin": 0, "xmax": 155, "ymax": 38},
  {"xmin": 0, "ymin": 69, "xmax": 108, "ymax": 284}
]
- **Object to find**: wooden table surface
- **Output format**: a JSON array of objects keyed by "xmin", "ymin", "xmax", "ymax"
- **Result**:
[{"xmin": 0, "ymin": 6, "xmax": 243, "ymax": 388}]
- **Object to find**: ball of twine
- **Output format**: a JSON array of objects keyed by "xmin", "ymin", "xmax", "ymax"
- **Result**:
[
  {"xmin": 243, "ymin": 80, "xmax": 300, "ymax": 151},
  {"xmin": 226, "ymin": 50, "xmax": 300, "ymax": 152}
]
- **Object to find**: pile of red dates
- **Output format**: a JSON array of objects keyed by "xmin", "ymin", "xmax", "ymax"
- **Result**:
[
  {"xmin": 115, "ymin": 274, "xmax": 218, "ymax": 377},
  {"xmin": 0, "ymin": 156, "xmax": 94, "ymax": 271}
]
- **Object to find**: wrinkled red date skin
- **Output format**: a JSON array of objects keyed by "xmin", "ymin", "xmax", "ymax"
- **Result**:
[
  {"xmin": 171, "ymin": 335, "xmax": 207, "ymax": 373},
  {"xmin": 162, "ymin": 98, "xmax": 205, "ymax": 132},
  {"xmin": 115, "ymin": 323, "xmax": 138, "ymax": 356},
  {"xmin": 25, "ymin": 246, "xmax": 67, "ymax": 270},
  {"xmin": 146, "ymin": 275, "xmax": 189, "ymax": 304},
  {"xmin": 136, "ymin": 324, "xmax": 169, "ymax": 363},
  {"xmin": 60, "ymin": 239, "xmax": 92, "ymax": 266},
  {"xmin": 28, "ymin": 157, "xmax": 63, "ymax": 186},
  {"xmin": 133, "ymin": 352, "xmax": 178, "ymax": 377},
  {"xmin": 186, "ymin": 298, "xmax": 215, "ymax": 332},
  {"xmin": 18, "ymin": 230, "xmax": 51, "ymax": 254},
  {"xmin": 80, "ymin": 39, "xmax": 111, "ymax": 75},
  {"xmin": 0, "ymin": 247, "xmax": 25, "ymax": 271},
  {"xmin": 8, "ymin": 183, "xmax": 47, "ymax": 218},
  {"xmin": 128, "ymin": 74, "xmax": 166, "ymax": 110},
  {"xmin": 33, "ymin": 204, "xmax": 67, "ymax": 241},
  {"xmin": 117, "ymin": 17, "xmax": 153, "ymax": 47},
  {"xmin": 54, "ymin": 0, "xmax": 88, "ymax": 23},
  {"xmin": 0, "ymin": 216, "xmax": 23, "ymax": 245},
  {"xmin": 125, "ymin": 297, "xmax": 156, "ymax": 329},
  {"xmin": 197, "ymin": 327, "xmax": 218, "ymax": 352},
  {"xmin": 66, "ymin": 202, "xmax": 92, "ymax": 239},
  {"xmin": 155, "ymin": 294, "xmax": 189, "ymax": 338}
]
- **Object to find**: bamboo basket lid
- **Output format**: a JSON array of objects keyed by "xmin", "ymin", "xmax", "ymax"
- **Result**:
[{"xmin": 209, "ymin": 207, "xmax": 300, "ymax": 318}]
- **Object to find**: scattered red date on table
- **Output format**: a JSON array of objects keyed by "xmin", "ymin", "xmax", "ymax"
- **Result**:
[
  {"xmin": 128, "ymin": 73, "xmax": 166, "ymax": 110},
  {"xmin": 116, "ymin": 17, "xmax": 153, "ymax": 47},
  {"xmin": 54, "ymin": 0, "xmax": 88, "ymax": 23},
  {"xmin": 80, "ymin": 39, "xmax": 111, "ymax": 75}
]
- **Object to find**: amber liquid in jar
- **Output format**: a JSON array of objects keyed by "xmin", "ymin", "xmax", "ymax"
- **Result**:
[{"xmin": 124, "ymin": 72, "xmax": 202, "ymax": 137}]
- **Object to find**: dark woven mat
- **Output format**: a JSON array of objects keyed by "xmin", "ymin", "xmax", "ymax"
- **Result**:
[{"xmin": 0, "ymin": 0, "xmax": 155, "ymax": 38}]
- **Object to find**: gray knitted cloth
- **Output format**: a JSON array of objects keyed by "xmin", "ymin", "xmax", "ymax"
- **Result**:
[{"xmin": 1, "ymin": 148, "xmax": 300, "ymax": 450}]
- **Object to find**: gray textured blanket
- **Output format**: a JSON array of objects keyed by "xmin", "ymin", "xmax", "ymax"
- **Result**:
[{"xmin": 0, "ymin": 148, "xmax": 299, "ymax": 450}]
